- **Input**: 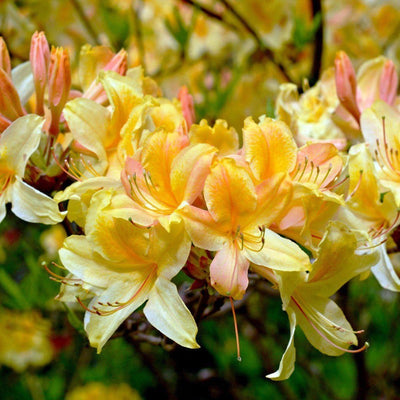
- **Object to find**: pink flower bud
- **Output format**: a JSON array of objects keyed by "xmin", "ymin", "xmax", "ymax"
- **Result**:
[
  {"xmin": 83, "ymin": 49, "xmax": 127, "ymax": 103},
  {"xmin": 178, "ymin": 86, "xmax": 195, "ymax": 130},
  {"xmin": 0, "ymin": 37, "xmax": 11, "ymax": 77},
  {"xmin": 30, "ymin": 31, "xmax": 50, "ymax": 115},
  {"xmin": 0, "ymin": 68, "xmax": 25, "ymax": 121},
  {"xmin": 48, "ymin": 47, "xmax": 71, "ymax": 135},
  {"xmin": 379, "ymin": 59, "xmax": 398, "ymax": 106},
  {"xmin": 335, "ymin": 51, "xmax": 360, "ymax": 122}
]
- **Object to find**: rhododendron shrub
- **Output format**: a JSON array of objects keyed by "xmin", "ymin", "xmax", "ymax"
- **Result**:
[{"xmin": 1, "ymin": 11, "xmax": 400, "ymax": 397}]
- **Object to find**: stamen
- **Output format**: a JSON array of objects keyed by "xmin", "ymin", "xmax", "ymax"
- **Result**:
[
  {"xmin": 230, "ymin": 297, "xmax": 241, "ymax": 362},
  {"xmin": 292, "ymin": 297, "xmax": 368, "ymax": 354},
  {"xmin": 75, "ymin": 266, "xmax": 156, "ymax": 316},
  {"xmin": 319, "ymin": 164, "xmax": 333, "ymax": 187},
  {"xmin": 42, "ymin": 261, "xmax": 82, "ymax": 286},
  {"xmin": 51, "ymin": 148, "xmax": 82, "ymax": 181},
  {"xmin": 323, "ymin": 175, "xmax": 349, "ymax": 192},
  {"xmin": 297, "ymin": 156, "xmax": 309, "ymax": 182},
  {"xmin": 346, "ymin": 170, "xmax": 363, "ymax": 201},
  {"xmin": 313, "ymin": 165, "xmax": 320, "ymax": 184}
]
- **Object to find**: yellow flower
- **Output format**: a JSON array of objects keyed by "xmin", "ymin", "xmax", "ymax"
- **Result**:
[
  {"xmin": 66, "ymin": 382, "xmax": 142, "ymax": 400},
  {"xmin": 254, "ymin": 223, "xmax": 378, "ymax": 380},
  {"xmin": 0, "ymin": 309, "xmax": 53, "ymax": 372},
  {"xmin": 0, "ymin": 115, "xmax": 65, "ymax": 224},
  {"xmin": 57, "ymin": 189, "xmax": 198, "ymax": 352},
  {"xmin": 180, "ymin": 158, "xmax": 310, "ymax": 300}
]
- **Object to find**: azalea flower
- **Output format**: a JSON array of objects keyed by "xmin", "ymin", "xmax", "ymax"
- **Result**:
[
  {"xmin": 0, "ymin": 115, "xmax": 64, "ymax": 224},
  {"xmin": 253, "ymin": 223, "xmax": 378, "ymax": 380},
  {"xmin": 56, "ymin": 189, "xmax": 198, "ymax": 352},
  {"xmin": 180, "ymin": 157, "xmax": 310, "ymax": 299}
]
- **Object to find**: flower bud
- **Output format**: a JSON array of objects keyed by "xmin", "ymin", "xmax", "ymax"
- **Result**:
[
  {"xmin": 178, "ymin": 86, "xmax": 195, "ymax": 131},
  {"xmin": 335, "ymin": 51, "xmax": 360, "ymax": 122},
  {"xmin": 0, "ymin": 37, "xmax": 11, "ymax": 77},
  {"xmin": 0, "ymin": 68, "xmax": 25, "ymax": 121},
  {"xmin": 83, "ymin": 49, "xmax": 127, "ymax": 103},
  {"xmin": 48, "ymin": 47, "xmax": 71, "ymax": 135},
  {"xmin": 379, "ymin": 59, "xmax": 398, "ymax": 106},
  {"xmin": 30, "ymin": 31, "xmax": 50, "ymax": 115}
]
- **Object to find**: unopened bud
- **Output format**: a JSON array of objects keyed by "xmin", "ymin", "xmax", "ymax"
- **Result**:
[
  {"xmin": 48, "ymin": 46, "xmax": 71, "ymax": 135},
  {"xmin": 0, "ymin": 68, "xmax": 25, "ymax": 121},
  {"xmin": 0, "ymin": 37, "xmax": 11, "ymax": 76},
  {"xmin": 379, "ymin": 59, "xmax": 398, "ymax": 106},
  {"xmin": 178, "ymin": 86, "xmax": 195, "ymax": 130},
  {"xmin": 335, "ymin": 51, "xmax": 360, "ymax": 122},
  {"xmin": 30, "ymin": 31, "xmax": 50, "ymax": 115},
  {"xmin": 83, "ymin": 49, "xmax": 127, "ymax": 103}
]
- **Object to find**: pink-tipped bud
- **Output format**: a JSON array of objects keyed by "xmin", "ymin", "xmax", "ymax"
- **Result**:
[
  {"xmin": 0, "ymin": 37, "xmax": 11, "ymax": 77},
  {"xmin": 178, "ymin": 86, "xmax": 195, "ymax": 130},
  {"xmin": 335, "ymin": 51, "xmax": 360, "ymax": 122},
  {"xmin": 48, "ymin": 46, "xmax": 71, "ymax": 135},
  {"xmin": 83, "ymin": 49, "xmax": 127, "ymax": 103},
  {"xmin": 0, "ymin": 68, "xmax": 25, "ymax": 121},
  {"xmin": 30, "ymin": 31, "xmax": 50, "ymax": 115},
  {"xmin": 379, "ymin": 59, "xmax": 398, "ymax": 106},
  {"xmin": 104, "ymin": 49, "xmax": 127, "ymax": 75}
]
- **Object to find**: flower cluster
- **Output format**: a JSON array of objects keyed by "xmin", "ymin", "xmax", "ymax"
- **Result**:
[{"xmin": 1, "ymin": 32, "xmax": 400, "ymax": 381}]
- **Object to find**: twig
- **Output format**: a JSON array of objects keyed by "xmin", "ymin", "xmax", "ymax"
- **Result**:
[
  {"xmin": 69, "ymin": 0, "xmax": 101, "ymax": 46},
  {"xmin": 180, "ymin": 0, "xmax": 237, "ymax": 31},
  {"xmin": 219, "ymin": 0, "xmax": 292, "ymax": 83},
  {"xmin": 180, "ymin": 0, "xmax": 293, "ymax": 83},
  {"xmin": 309, "ymin": 0, "xmax": 324, "ymax": 86}
]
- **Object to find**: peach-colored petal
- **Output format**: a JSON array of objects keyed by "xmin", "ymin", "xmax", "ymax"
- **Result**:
[
  {"xmin": 210, "ymin": 241, "xmax": 250, "ymax": 300},
  {"xmin": 170, "ymin": 143, "xmax": 216, "ymax": 205},
  {"xmin": 292, "ymin": 142, "xmax": 343, "ymax": 188},
  {"xmin": 179, "ymin": 205, "xmax": 227, "ymax": 251}
]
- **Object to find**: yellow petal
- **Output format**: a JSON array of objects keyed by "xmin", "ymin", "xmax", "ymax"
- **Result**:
[
  {"xmin": 243, "ymin": 229, "xmax": 310, "ymax": 272},
  {"xmin": 189, "ymin": 119, "xmax": 239, "ymax": 156},
  {"xmin": 85, "ymin": 277, "xmax": 152, "ymax": 353},
  {"xmin": 243, "ymin": 116, "xmax": 297, "ymax": 181},
  {"xmin": 371, "ymin": 244, "xmax": 400, "ymax": 291},
  {"xmin": 307, "ymin": 222, "xmax": 379, "ymax": 297},
  {"xmin": 11, "ymin": 177, "xmax": 66, "ymax": 224},
  {"xmin": 204, "ymin": 158, "xmax": 257, "ymax": 227},
  {"xmin": 266, "ymin": 307, "xmax": 296, "ymax": 381},
  {"xmin": 64, "ymin": 98, "xmax": 110, "ymax": 162},
  {"xmin": 178, "ymin": 205, "xmax": 227, "ymax": 251},
  {"xmin": 292, "ymin": 295, "xmax": 357, "ymax": 356},
  {"xmin": 144, "ymin": 276, "xmax": 199, "ymax": 349},
  {"xmin": 0, "ymin": 114, "xmax": 43, "ymax": 175}
]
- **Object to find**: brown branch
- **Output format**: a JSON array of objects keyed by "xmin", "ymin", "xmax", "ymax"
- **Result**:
[
  {"xmin": 309, "ymin": 0, "xmax": 324, "ymax": 86},
  {"xmin": 69, "ymin": 0, "xmax": 101, "ymax": 46},
  {"xmin": 180, "ymin": 0, "xmax": 293, "ymax": 83},
  {"xmin": 219, "ymin": 0, "xmax": 292, "ymax": 83},
  {"xmin": 180, "ymin": 0, "xmax": 238, "ymax": 31}
]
